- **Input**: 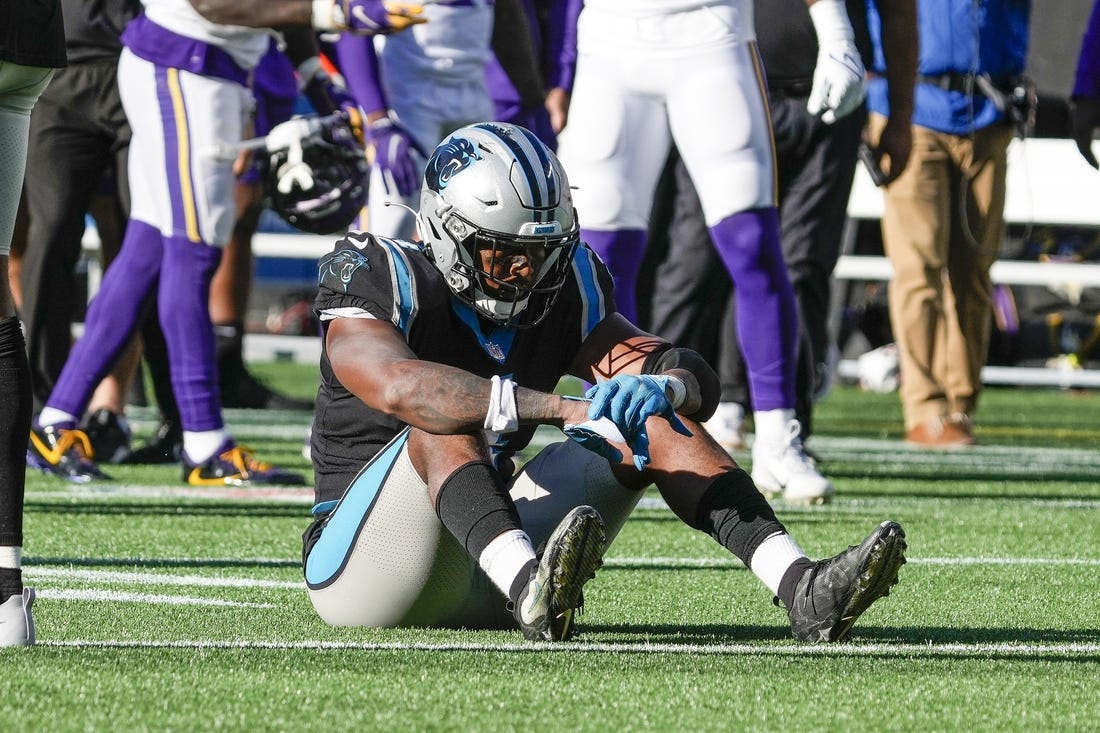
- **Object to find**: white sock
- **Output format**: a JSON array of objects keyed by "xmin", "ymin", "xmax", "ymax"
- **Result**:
[
  {"xmin": 750, "ymin": 532, "xmax": 807, "ymax": 596},
  {"xmin": 753, "ymin": 408, "xmax": 796, "ymax": 446},
  {"xmin": 182, "ymin": 429, "xmax": 232, "ymax": 464},
  {"xmin": 0, "ymin": 546, "xmax": 22, "ymax": 569},
  {"xmin": 37, "ymin": 407, "xmax": 79, "ymax": 429},
  {"xmin": 478, "ymin": 529, "xmax": 536, "ymax": 598}
]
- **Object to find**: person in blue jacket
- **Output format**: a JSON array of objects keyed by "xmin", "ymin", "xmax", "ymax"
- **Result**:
[{"xmin": 864, "ymin": 0, "xmax": 1031, "ymax": 447}]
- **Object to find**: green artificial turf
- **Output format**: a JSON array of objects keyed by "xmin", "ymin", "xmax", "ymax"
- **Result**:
[{"xmin": 8, "ymin": 367, "xmax": 1099, "ymax": 732}]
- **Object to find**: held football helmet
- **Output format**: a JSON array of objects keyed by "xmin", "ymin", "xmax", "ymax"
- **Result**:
[
  {"xmin": 416, "ymin": 122, "xmax": 580, "ymax": 328},
  {"xmin": 264, "ymin": 113, "xmax": 370, "ymax": 235}
]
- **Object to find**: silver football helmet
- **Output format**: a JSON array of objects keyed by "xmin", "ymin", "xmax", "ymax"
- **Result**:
[{"xmin": 416, "ymin": 122, "xmax": 579, "ymax": 328}]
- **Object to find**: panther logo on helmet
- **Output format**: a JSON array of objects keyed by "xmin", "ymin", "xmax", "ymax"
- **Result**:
[
  {"xmin": 424, "ymin": 137, "xmax": 481, "ymax": 192},
  {"xmin": 416, "ymin": 123, "xmax": 580, "ymax": 329}
]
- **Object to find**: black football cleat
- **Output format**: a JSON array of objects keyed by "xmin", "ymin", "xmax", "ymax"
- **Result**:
[
  {"xmin": 123, "ymin": 420, "xmax": 183, "ymax": 465},
  {"xmin": 80, "ymin": 408, "xmax": 132, "ymax": 464},
  {"xmin": 512, "ymin": 505, "xmax": 606, "ymax": 641},
  {"xmin": 785, "ymin": 520, "xmax": 907, "ymax": 643},
  {"xmin": 27, "ymin": 424, "xmax": 112, "ymax": 483}
]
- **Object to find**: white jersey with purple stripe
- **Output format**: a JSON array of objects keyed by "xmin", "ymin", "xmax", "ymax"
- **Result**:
[
  {"xmin": 557, "ymin": 0, "xmax": 772, "ymax": 229},
  {"xmin": 118, "ymin": 47, "xmax": 250, "ymax": 247},
  {"xmin": 142, "ymin": 0, "xmax": 272, "ymax": 70}
]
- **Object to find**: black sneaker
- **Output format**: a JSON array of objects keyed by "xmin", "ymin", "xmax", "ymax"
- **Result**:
[
  {"xmin": 123, "ymin": 420, "xmax": 183, "ymax": 465},
  {"xmin": 80, "ymin": 409, "xmax": 132, "ymax": 464},
  {"xmin": 221, "ymin": 369, "xmax": 314, "ymax": 411},
  {"xmin": 512, "ymin": 505, "xmax": 606, "ymax": 641},
  {"xmin": 183, "ymin": 442, "xmax": 306, "ymax": 487},
  {"xmin": 785, "ymin": 520, "xmax": 907, "ymax": 643},
  {"xmin": 27, "ymin": 425, "xmax": 112, "ymax": 483}
]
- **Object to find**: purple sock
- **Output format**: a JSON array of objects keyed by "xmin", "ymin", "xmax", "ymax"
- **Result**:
[
  {"xmin": 160, "ymin": 236, "xmax": 224, "ymax": 433},
  {"xmin": 709, "ymin": 208, "xmax": 797, "ymax": 411},
  {"xmin": 46, "ymin": 220, "xmax": 163, "ymax": 419},
  {"xmin": 581, "ymin": 228, "xmax": 647, "ymax": 323}
]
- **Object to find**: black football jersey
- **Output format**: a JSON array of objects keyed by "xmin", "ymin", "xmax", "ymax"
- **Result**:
[{"xmin": 310, "ymin": 232, "xmax": 616, "ymax": 505}]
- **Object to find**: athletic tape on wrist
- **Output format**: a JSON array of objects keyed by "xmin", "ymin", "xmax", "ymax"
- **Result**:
[
  {"xmin": 484, "ymin": 375, "xmax": 519, "ymax": 434},
  {"xmin": 664, "ymin": 375, "xmax": 688, "ymax": 409}
]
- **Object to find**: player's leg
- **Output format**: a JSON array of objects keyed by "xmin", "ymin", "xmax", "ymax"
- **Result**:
[
  {"xmin": 305, "ymin": 429, "xmax": 604, "ymax": 640},
  {"xmin": 304, "ymin": 430, "xmax": 484, "ymax": 628},
  {"xmin": 941, "ymin": 123, "xmax": 1012, "ymax": 431},
  {"xmin": 771, "ymin": 96, "xmax": 866, "ymax": 433},
  {"xmin": 0, "ymin": 61, "xmax": 55, "ymax": 646},
  {"xmin": 671, "ymin": 39, "xmax": 831, "ymax": 504},
  {"xmin": 556, "ymin": 39, "xmax": 671, "ymax": 325},
  {"xmin": 30, "ymin": 52, "xmax": 172, "ymax": 482},
  {"xmin": 141, "ymin": 61, "xmax": 303, "ymax": 486},
  {"xmin": 870, "ymin": 115, "xmax": 960, "ymax": 442},
  {"xmin": 642, "ymin": 415, "xmax": 906, "ymax": 643},
  {"xmin": 211, "ymin": 47, "xmax": 312, "ymax": 412},
  {"xmin": 19, "ymin": 64, "xmax": 115, "ymax": 414}
]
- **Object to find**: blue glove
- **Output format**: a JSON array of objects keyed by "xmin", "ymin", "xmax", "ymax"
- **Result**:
[
  {"xmin": 368, "ymin": 117, "xmax": 426, "ymax": 197},
  {"xmin": 585, "ymin": 375, "xmax": 693, "ymax": 470}
]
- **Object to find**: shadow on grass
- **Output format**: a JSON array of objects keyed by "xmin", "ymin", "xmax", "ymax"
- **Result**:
[
  {"xmin": 24, "ymin": 500, "xmax": 307, "ymax": 519},
  {"xmin": 28, "ymin": 555, "xmax": 300, "ymax": 569},
  {"xmin": 582, "ymin": 622, "xmax": 1100, "ymax": 660}
]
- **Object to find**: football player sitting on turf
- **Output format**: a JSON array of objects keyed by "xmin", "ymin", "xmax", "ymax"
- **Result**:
[{"xmin": 302, "ymin": 123, "xmax": 908, "ymax": 642}]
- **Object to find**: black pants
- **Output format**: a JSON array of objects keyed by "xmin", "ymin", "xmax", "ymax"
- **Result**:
[
  {"xmin": 20, "ymin": 58, "xmax": 131, "ymax": 412},
  {"xmin": 642, "ymin": 92, "xmax": 866, "ymax": 436}
]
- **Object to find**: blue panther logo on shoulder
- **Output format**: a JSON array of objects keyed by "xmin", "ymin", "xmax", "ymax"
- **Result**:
[
  {"xmin": 425, "ymin": 137, "xmax": 481, "ymax": 192},
  {"xmin": 319, "ymin": 247, "xmax": 371, "ymax": 292}
]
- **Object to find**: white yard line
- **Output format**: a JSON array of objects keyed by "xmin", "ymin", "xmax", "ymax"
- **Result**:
[
  {"xmin": 23, "ymin": 554, "xmax": 1100, "ymax": 593},
  {"xmin": 36, "ymin": 588, "xmax": 274, "ymax": 607},
  {"xmin": 37, "ymin": 638, "xmax": 1100, "ymax": 657}
]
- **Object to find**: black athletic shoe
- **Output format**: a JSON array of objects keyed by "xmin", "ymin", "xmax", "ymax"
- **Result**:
[
  {"xmin": 80, "ymin": 408, "xmax": 132, "ymax": 464},
  {"xmin": 220, "ymin": 369, "xmax": 314, "ymax": 411},
  {"xmin": 123, "ymin": 420, "xmax": 182, "ymax": 465},
  {"xmin": 512, "ymin": 506, "xmax": 606, "ymax": 641},
  {"xmin": 27, "ymin": 425, "xmax": 112, "ymax": 483},
  {"xmin": 785, "ymin": 520, "xmax": 907, "ymax": 643}
]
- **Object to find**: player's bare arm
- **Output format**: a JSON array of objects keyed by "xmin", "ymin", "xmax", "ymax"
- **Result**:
[
  {"xmin": 570, "ymin": 313, "xmax": 717, "ymax": 420},
  {"xmin": 326, "ymin": 317, "xmax": 589, "ymax": 435},
  {"xmin": 188, "ymin": 0, "xmax": 315, "ymax": 27}
]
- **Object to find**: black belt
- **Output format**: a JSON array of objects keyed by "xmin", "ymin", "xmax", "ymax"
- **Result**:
[
  {"xmin": 768, "ymin": 80, "xmax": 813, "ymax": 98},
  {"xmin": 918, "ymin": 73, "xmax": 1016, "ymax": 96},
  {"xmin": 918, "ymin": 73, "xmax": 979, "ymax": 93}
]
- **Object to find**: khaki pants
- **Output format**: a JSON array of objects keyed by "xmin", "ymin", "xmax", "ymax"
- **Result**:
[{"xmin": 868, "ymin": 114, "xmax": 1013, "ymax": 430}]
